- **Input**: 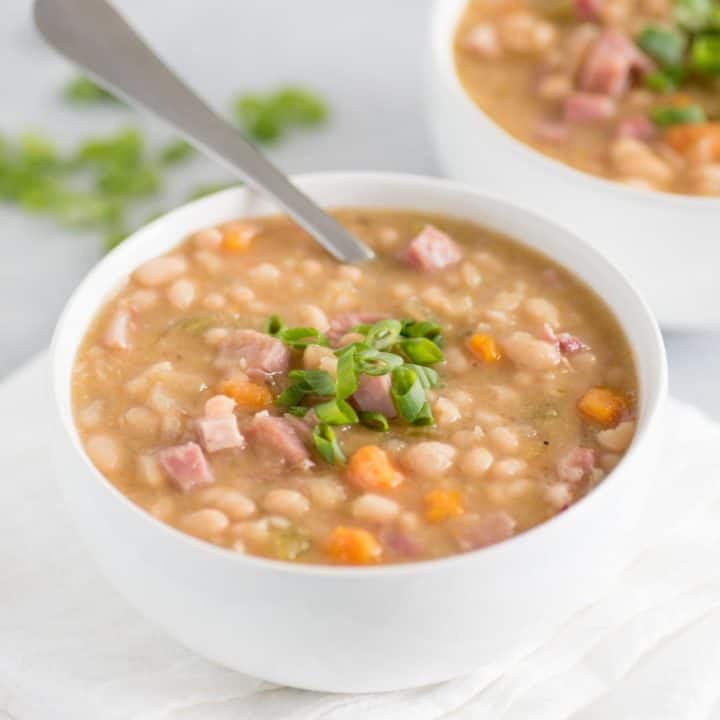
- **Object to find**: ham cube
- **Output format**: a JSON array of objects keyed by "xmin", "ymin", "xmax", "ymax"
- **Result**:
[
  {"xmin": 616, "ymin": 115, "xmax": 656, "ymax": 141},
  {"xmin": 351, "ymin": 373, "xmax": 396, "ymax": 418},
  {"xmin": 216, "ymin": 329, "xmax": 290, "ymax": 382},
  {"xmin": 400, "ymin": 225, "xmax": 463, "ymax": 272},
  {"xmin": 579, "ymin": 30, "xmax": 653, "ymax": 98},
  {"xmin": 574, "ymin": 0, "xmax": 604, "ymax": 21},
  {"xmin": 158, "ymin": 442, "xmax": 214, "ymax": 492},
  {"xmin": 246, "ymin": 411, "xmax": 312, "ymax": 467},
  {"xmin": 557, "ymin": 447, "xmax": 595, "ymax": 483},
  {"xmin": 328, "ymin": 312, "xmax": 389, "ymax": 346},
  {"xmin": 557, "ymin": 332, "xmax": 589, "ymax": 354},
  {"xmin": 449, "ymin": 511, "xmax": 516, "ymax": 552},
  {"xmin": 196, "ymin": 415, "xmax": 245, "ymax": 453},
  {"xmin": 564, "ymin": 92, "xmax": 616, "ymax": 123}
]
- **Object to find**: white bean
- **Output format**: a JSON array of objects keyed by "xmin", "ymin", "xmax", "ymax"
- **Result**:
[
  {"xmin": 597, "ymin": 420, "xmax": 635, "ymax": 452},
  {"xmin": 203, "ymin": 292, "xmax": 226, "ymax": 310},
  {"xmin": 200, "ymin": 487, "xmax": 256, "ymax": 520},
  {"xmin": 137, "ymin": 455, "xmax": 165, "ymax": 488},
  {"xmin": 192, "ymin": 227, "xmax": 223, "ymax": 249},
  {"xmin": 253, "ymin": 263, "xmax": 281, "ymax": 283},
  {"xmin": 306, "ymin": 476, "xmax": 347, "ymax": 509},
  {"xmin": 610, "ymin": 138, "xmax": 673, "ymax": 186},
  {"xmin": 297, "ymin": 304, "xmax": 330, "ymax": 333},
  {"xmin": 523, "ymin": 297, "xmax": 560, "ymax": 328},
  {"xmin": 433, "ymin": 397, "xmax": 461, "ymax": 425},
  {"xmin": 401, "ymin": 442, "xmax": 456, "ymax": 478},
  {"xmin": 180, "ymin": 509, "xmax": 229, "ymax": 539},
  {"xmin": 352, "ymin": 493, "xmax": 400, "ymax": 523},
  {"xmin": 488, "ymin": 426, "xmax": 520, "ymax": 454},
  {"xmin": 545, "ymin": 482, "xmax": 571, "ymax": 508},
  {"xmin": 263, "ymin": 489, "xmax": 310, "ymax": 518},
  {"xmin": 133, "ymin": 255, "xmax": 187, "ymax": 287},
  {"xmin": 229, "ymin": 284, "xmax": 255, "ymax": 303},
  {"xmin": 124, "ymin": 406, "xmax": 159, "ymax": 437},
  {"xmin": 460, "ymin": 447, "xmax": 494, "ymax": 479},
  {"xmin": 167, "ymin": 279, "xmax": 196, "ymax": 310},
  {"xmin": 86, "ymin": 434, "xmax": 123, "ymax": 473},
  {"xmin": 205, "ymin": 394, "xmax": 236, "ymax": 418},
  {"xmin": 502, "ymin": 331, "xmax": 561, "ymax": 371},
  {"xmin": 492, "ymin": 458, "xmax": 527, "ymax": 480}
]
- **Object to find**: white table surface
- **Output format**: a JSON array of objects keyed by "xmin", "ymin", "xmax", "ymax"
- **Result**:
[{"xmin": 1, "ymin": 0, "xmax": 717, "ymax": 418}]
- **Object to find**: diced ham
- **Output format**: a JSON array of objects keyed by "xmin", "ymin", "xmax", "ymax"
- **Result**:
[
  {"xmin": 399, "ymin": 225, "xmax": 463, "ymax": 272},
  {"xmin": 104, "ymin": 309, "xmax": 132, "ymax": 350},
  {"xmin": 557, "ymin": 332, "xmax": 589, "ymax": 354},
  {"xmin": 579, "ymin": 30, "xmax": 653, "ymax": 98},
  {"xmin": 449, "ymin": 511, "xmax": 516, "ymax": 552},
  {"xmin": 157, "ymin": 441, "xmax": 214, "ymax": 492},
  {"xmin": 246, "ymin": 411, "xmax": 312, "ymax": 467},
  {"xmin": 574, "ymin": 0, "xmax": 604, "ymax": 20},
  {"xmin": 564, "ymin": 92, "xmax": 616, "ymax": 122},
  {"xmin": 557, "ymin": 447, "xmax": 596, "ymax": 483},
  {"xmin": 351, "ymin": 373, "xmax": 397, "ymax": 419},
  {"xmin": 380, "ymin": 528, "xmax": 424, "ymax": 558},
  {"xmin": 535, "ymin": 120, "xmax": 569, "ymax": 143},
  {"xmin": 616, "ymin": 115, "xmax": 656, "ymax": 141},
  {"xmin": 328, "ymin": 312, "xmax": 389, "ymax": 346},
  {"xmin": 196, "ymin": 415, "xmax": 245, "ymax": 453},
  {"xmin": 216, "ymin": 329, "xmax": 290, "ymax": 382},
  {"xmin": 284, "ymin": 412, "xmax": 315, "ymax": 444}
]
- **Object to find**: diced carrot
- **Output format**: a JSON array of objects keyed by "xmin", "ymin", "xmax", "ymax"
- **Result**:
[
  {"xmin": 467, "ymin": 333, "xmax": 502, "ymax": 364},
  {"xmin": 217, "ymin": 379, "xmax": 273, "ymax": 410},
  {"xmin": 220, "ymin": 222, "xmax": 259, "ymax": 253},
  {"xmin": 327, "ymin": 526, "xmax": 382, "ymax": 564},
  {"xmin": 347, "ymin": 445, "xmax": 403, "ymax": 491},
  {"xmin": 424, "ymin": 489, "xmax": 464, "ymax": 523},
  {"xmin": 577, "ymin": 387, "xmax": 626, "ymax": 427},
  {"xmin": 665, "ymin": 122, "xmax": 720, "ymax": 158}
]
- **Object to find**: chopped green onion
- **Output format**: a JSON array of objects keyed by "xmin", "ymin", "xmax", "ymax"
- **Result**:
[
  {"xmin": 365, "ymin": 319, "xmax": 403, "ymax": 349},
  {"xmin": 335, "ymin": 346, "xmax": 359, "ymax": 399},
  {"xmin": 358, "ymin": 411, "xmax": 390, "ymax": 432},
  {"xmin": 410, "ymin": 401, "xmax": 435, "ymax": 427},
  {"xmin": 312, "ymin": 423, "xmax": 346, "ymax": 464},
  {"xmin": 391, "ymin": 367, "xmax": 429, "ymax": 424},
  {"xmin": 286, "ymin": 405, "xmax": 310, "ymax": 418},
  {"xmin": 398, "ymin": 337, "xmax": 444, "ymax": 365},
  {"xmin": 401, "ymin": 319, "xmax": 443, "ymax": 344},
  {"xmin": 159, "ymin": 139, "xmax": 195, "ymax": 165},
  {"xmin": 278, "ymin": 326, "xmax": 328, "ymax": 349},
  {"xmin": 277, "ymin": 369, "xmax": 336, "ymax": 406},
  {"xmin": 650, "ymin": 104, "xmax": 706, "ymax": 126},
  {"xmin": 64, "ymin": 75, "xmax": 121, "ymax": 104},
  {"xmin": 265, "ymin": 314, "xmax": 286, "ymax": 335},
  {"xmin": 645, "ymin": 68, "xmax": 684, "ymax": 91},
  {"xmin": 355, "ymin": 349, "xmax": 404, "ymax": 376},
  {"xmin": 405, "ymin": 364, "xmax": 440, "ymax": 389},
  {"xmin": 637, "ymin": 27, "xmax": 687, "ymax": 68},
  {"xmin": 675, "ymin": 0, "xmax": 713, "ymax": 30},
  {"xmin": 314, "ymin": 397, "xmax": 358, "ymax": 425},
  {"xmin": 691, "ymin": 34, "xmax": 720, "ymax": 74}
]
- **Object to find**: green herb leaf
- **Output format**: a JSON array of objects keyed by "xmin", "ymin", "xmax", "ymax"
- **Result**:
[
  {"xmin": 159, "ymin": 139, "xmax": 195, "ymax": 165},
  {"xmin": 358, "ymin": 411, "xmax": 390, "ymax": 432},
  {"xmin": 398, "ymin": 337, "xmax": 445, "ymax": 365},
  {"xmin": 270, "ymin": 87, "xmax": 328, "ymax": 126},
  {"xmin": 312, "ymin": 423, "xmax": 346, "ymax": 464},
  {"xmin": 314, "ymin": 397, "xmax": 358, "ymax": 425},
  {"xmin": 391, "ymin": 366, "xmax": 429, "ymax": 424},
  {"xmin": 650, "ymin": 104, "xmax": 706, "ymax": 126},
  {"xmin": 637, "ymin": 26, "xmax": 687, "ymax": 68},
  {"xmin": 690, "ymin": 33, "xmax": 720, "ymax": 73},
  {"xmin": 64, "ymin": 75, "xmax": 121, "ymax": 104}
]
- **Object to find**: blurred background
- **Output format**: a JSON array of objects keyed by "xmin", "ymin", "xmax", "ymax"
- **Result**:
[{"xmin": 0, "ymin": 0, "xmax": 715, "ymax": 416}]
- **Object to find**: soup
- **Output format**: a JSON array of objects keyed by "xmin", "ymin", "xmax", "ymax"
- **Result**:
[
  {"xmin": 455, "ymin": 0, "xmax": 720, "ymax": 195},
  {"xmin": 72, "ymin": 210, "xmax": 637, "ymax": 565}
]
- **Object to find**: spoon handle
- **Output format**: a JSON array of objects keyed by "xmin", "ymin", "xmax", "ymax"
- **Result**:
[{"xmin": 34, "ymin": 0, "xmax": 374, "ymax": 264}]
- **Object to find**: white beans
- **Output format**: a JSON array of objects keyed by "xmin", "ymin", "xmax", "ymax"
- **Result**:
[
  {"xmin": 167, "ymin": 279, "xmax": 196, "ymax": 310},
  {"xmin": 204, "ymin": 328, "xmax": 229, "ymax": 346},
  {"xmin": 128, "ymin": 289, "xmax": 158, "ymax": 312},
  {"xmin": 253, "ymin": 263, "xmax": 281, "ymax": 283},
  {"xmin": 192, "ymin": 227, "xmax": 222, "ymax": 249},
  {"xmin": 352, "ymin": 494, "xmax": 400, "ymax": 523},
  {"xmin": 306, "ymin": 476, "xmax": 346, "ymax": 509},
  {"xmin": 401, "ymin": 442, "xmax": 456, "ymax": 478},
  {"xmin": 180, "ymin": 509, "xmax": 229, "ymax": 539},
  {"xmin": 297, "ymin": 304, "xmax": 330, "ymax": 333},
  {"xmin": 338, "ymin": 265, "xmax": 363, "ymax": 283},
  {"xmin": 597, "ymin": 420, "xmax": 635, "ymax": 452},
  {"xmin": 488, "ymin": 426, "xmax": 520, "ymax": 454},
  {"xmin": 137, "ymin": 454, "xmax": 165, "ymax": 488},
  {"xmin": 463, "ymin": 23, "xmax": 501, "ymax": 60},
  {"xmin": 200, "ymin": 487, "xmax": 256, "ymax": 520},
  {"xmin": 536, "ymin": 73, "xmax": 572, "ymax": 101},
  {"xmin": 523, "ymin": 297, "xmax": 560, "ymax": 328},
  {"xmin": 502, "ymin": 331, "xmax": 561, "ymax": 371},
  {"xmin": 610, "ymin": 138, "xmax": 673, "ymax": 186},
  {"xmin": 124, "ymin": 406, "xmax": 160, "ymax": 437},
  {"xmin": 229, "ymin": 284, "xmax": 255, "ymax": 303},
  {"xmin": 263, "ymin": 489, "xmax": 310, "ymax": 518},
  {"xmin": 133, "ymin": 255, "xmax": 188, "ymax": 287},
  {"xmin": 545, "ymin": 482, "xmax": 571, "ymax": 508},
  {"xmin": 77, "ymin": 400, "xmax": 103, "ymax": 429},
  {"xmin": 460, "ymin": 447, "xmax": 494, "ymax": 479},
  {"xmin": 444, "ymin": 347, "xmax": 471, "ymax": 374},
  {"xmin": 433, "ymin": 397, "xmax": 461, "ymax": 425},
  {"xmin": 86, "ymin": 433, "xmax": 123, "ymax": 473},
  {"xmin": 203, "ymin": 293, "xmax": 226, "ymax": 310},
  {"xmin": 492, "ymin": 458, "xmax": 527, "ymax": 480},
  {"xmin": 498, "ymin": 12, "xmax": 556, "ymax": 54}
]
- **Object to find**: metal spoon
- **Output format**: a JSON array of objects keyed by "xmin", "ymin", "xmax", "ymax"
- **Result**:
[{"xmin": 33, "ymin": 0, "xmax": 374, "ymax": 264}]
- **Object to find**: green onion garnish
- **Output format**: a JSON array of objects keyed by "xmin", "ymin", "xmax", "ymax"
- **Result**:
[
  {"xmin": 637, "ymin": 27, "xmax": 687, "ymax": 68},
  {"xmin": 645, "ymin": 68, "xmax": 685, "ymax": 92},
  {"xmin": 314, "ymin": 397, "xmax": 359, "ymax": 425},
  {"xmin": 675, "ymin": 0, "xmax": 713, "ymax": 31},
  {"xmin": 391, "ymin": 366, "xmax": 432, "ymax": 425},
  {"xmin": 276, "ymin": 369, "xmax": 336, "ymax": 406},
  {"xmin": 335, "ymin": 347, "xmax": 359, "ymax": 399},
  {"xmin": 650, "ymin": 104, "xmax": 706, "ymax": 126},
  {"xmin": 690, "ymin": 33, "xmax": 720, "ymax": 73},
  {"xmin": 312, "ymin": 424, "xmax": 346, "ymax": 465},
  {"xmin": 398, "ymin": 337, "xmax": 444, "ymax": 365},
  {"xmin": 358, "ymin": 411, "xmax": 390, "ymax": 432}
]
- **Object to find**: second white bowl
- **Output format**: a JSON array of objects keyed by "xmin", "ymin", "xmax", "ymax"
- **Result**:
[{"xmin": 429, "ymin": 0, "xmax": 720, "ymax": 330}]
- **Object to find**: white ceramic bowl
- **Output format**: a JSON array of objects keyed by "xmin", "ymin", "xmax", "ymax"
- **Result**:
[
  {"xmin": 429, "ymin": 0, "xmax": 720, "ymax": 330},
  {"xmin": 51, "ymin": 172, "xmax": 666, "ymax": 693}
]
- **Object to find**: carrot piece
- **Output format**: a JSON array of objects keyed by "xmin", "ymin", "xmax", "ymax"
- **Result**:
[
  {"xmin": 577, "ymin": 387, "xmax": 626, "ymax": 427},
  {"xmin": 665, "ymin": 122, "xmax": 720, "ymax": 158},
  {"xmin": 327, "ymin": 526, "xmax": 382, "ymax": 564},
  {"xmin": 347, "ymin": 445, "xmax": 403, "ymax": 491},
  {"xmin": 217, "ymin": 379, "xmax": 273, "ymax": 410},
  {"xmin": 467, "ymin": 333, "xmax": 502, "ymax": 364},
  {"xmin": 220, "ymin": 222, "xmax": 258, "ymax": 253},
  {"xmin": 424, "ymin": 489, "xmax": 464, "ymax": 523}
]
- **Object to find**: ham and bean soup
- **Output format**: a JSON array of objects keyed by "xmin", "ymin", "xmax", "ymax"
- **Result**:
[
  {"xmin": 72, "ymin": 211, "xmax": 637, "ymax": 565},
  {"xmin": 455, "ymin": 0, "xmax": 720, "ymax": 194}
]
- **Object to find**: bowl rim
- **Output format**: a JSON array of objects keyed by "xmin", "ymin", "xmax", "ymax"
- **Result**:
[
  {"xmin": 50, "ymin": 171, "xmax": 668, "ymax": 579},
  {"xmin": 431, "ymin": 0, "xmax": 720, "ymax": 210}
]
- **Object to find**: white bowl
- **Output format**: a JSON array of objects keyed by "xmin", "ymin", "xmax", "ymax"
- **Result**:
[
  {"xmin": 429, "ymin": 0, "xmax": 720, "ymax": 330},
  {"xmin": 50, "ymin": 172, "xmax": 666, "ymax": 693}
]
